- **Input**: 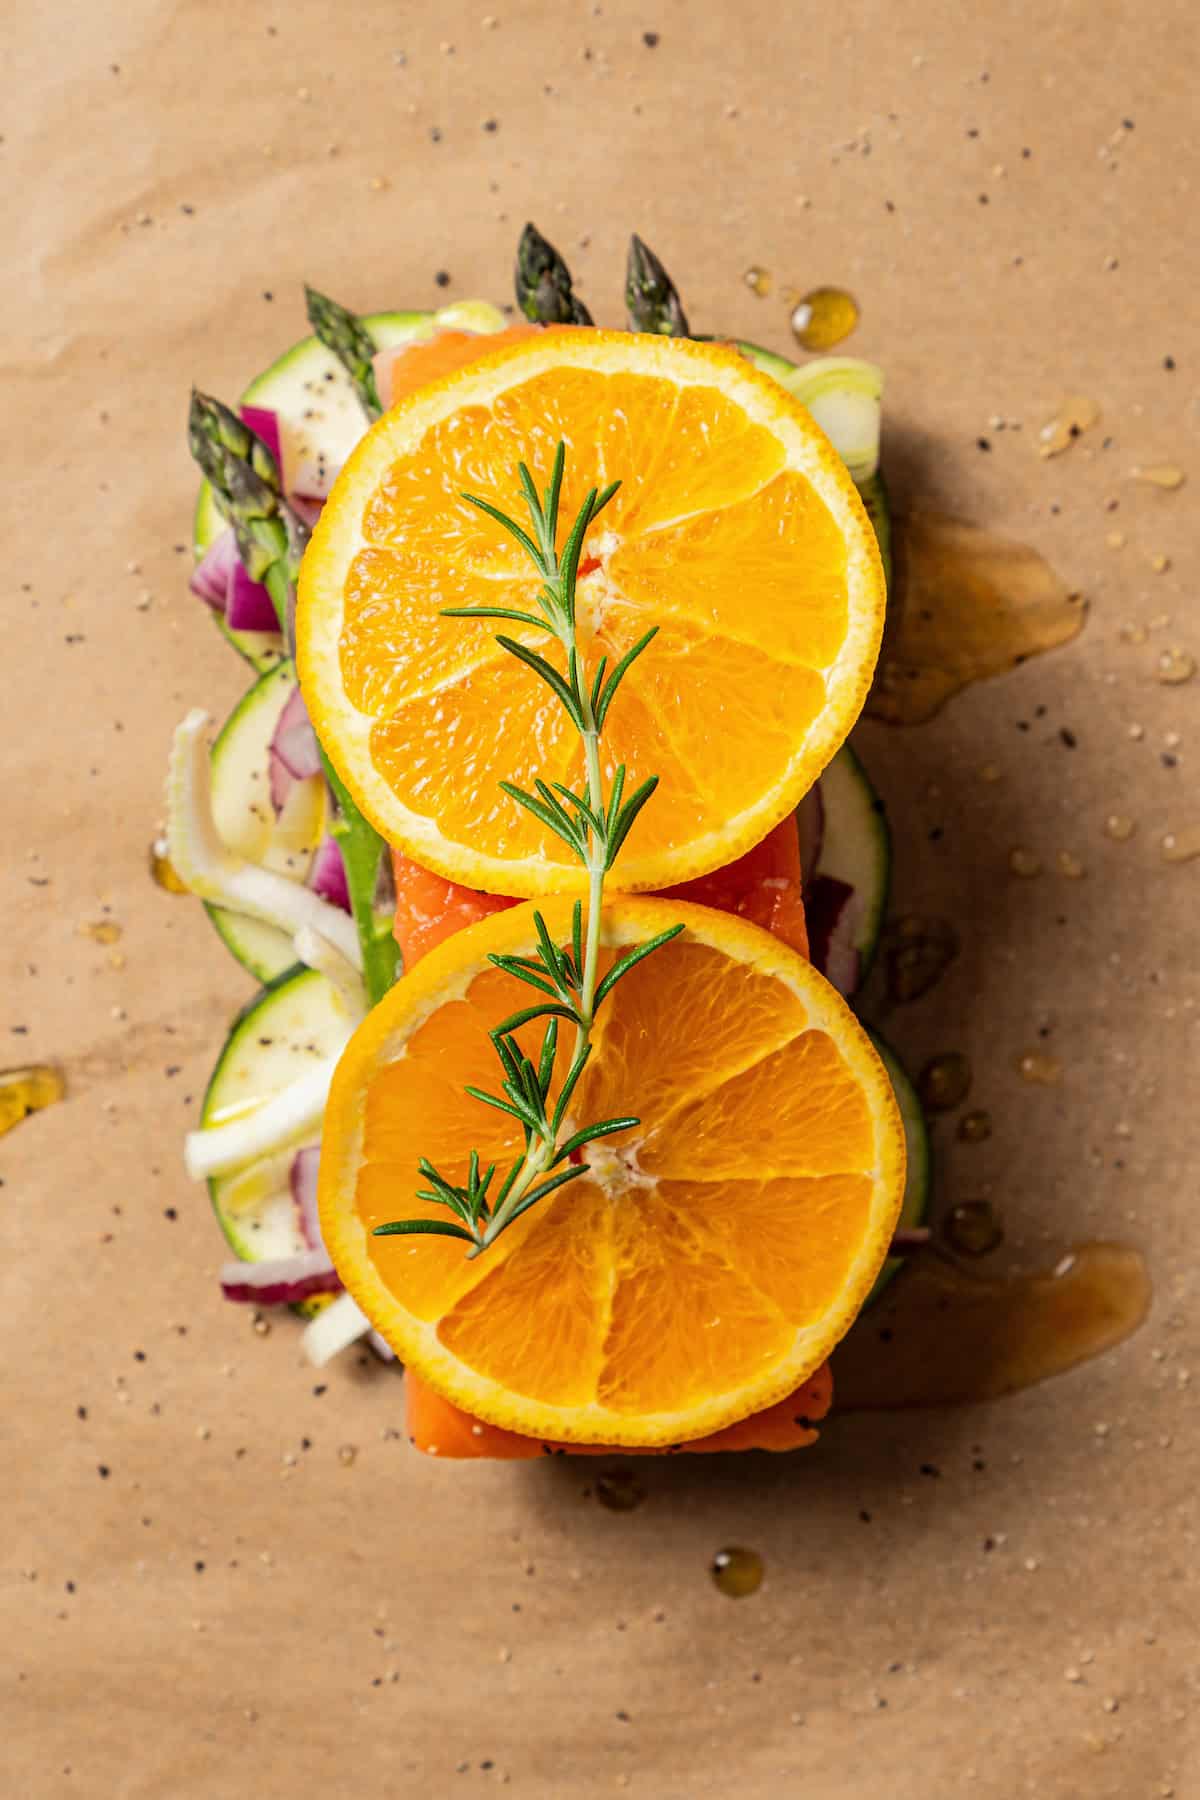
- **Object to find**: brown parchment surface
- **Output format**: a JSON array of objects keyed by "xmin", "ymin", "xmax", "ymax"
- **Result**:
[{"xmin": 3, "ymin": 2, "xmax": 1198, "ymax": 1796}]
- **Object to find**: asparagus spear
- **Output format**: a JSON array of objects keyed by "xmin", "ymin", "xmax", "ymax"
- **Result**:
[
  {"xmin": 187, "ymin": 391, "xmax": 399, "ymax": 1005},
  {"xmin": 188, "ymin": 390, "xmax": 307, "ymax": 636},
  {"xmin": 515, "ymin": 222, "xmax": 593, "ymax": 325},
  {"xmin": 625, "ymin": 234, "xmax": 690, "ymax": 337},
  {"xmin": 304, "ymin": 284, "xmax": 381, "ymax": 420}
]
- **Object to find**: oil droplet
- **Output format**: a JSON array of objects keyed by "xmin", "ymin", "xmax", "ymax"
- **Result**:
[
  {"xmin": 1056, "ymin": 850, "xmax": 1086, "ymax": 879},
  {"xmin": 595, "ymin": 1469, "xmax": 647, "ymax": 1513},
  {"xmin": 918, "ymin": 1052, "xmax": 972, "ymax": 1113},
  {"xmin": 882, "ymin": 916, "xmax": 960, "ymax": 1004},
  {"xmin": 867, "ymin": 513, "xmax": 1085, "ymax": 726},
  {"xmin": 978, "ymin": 761, "xmax": 1001, "ymax": 783},
  {"xmin": 1155, "ymin": 648, "xmax": 1195, "ymax": 685},
  {"xmin": 1149, "ymin": 553, "xmax": 1171, "ymax": 574},
  {"xmin": 1009, "ymin": 847, "xmax": 1042, "ymax": 878},
  {"xmin": 1105, "ymin": 530, "xmax": 1126, "ymax": 550},
  {"xmin": 1037, "ymin": 394, "xmax": 1100, "ymax": 458},
  {"xmin": 835, "ymin": 1244, "xmax": 1150, "ymax": 1408},
  {"xmin": 945, "ymin": 1199, "xmax": 1005, "ymax": 1257},
  {"xmin": 742, "ymin": 265, "xmax": 772, "ymax": 298},
  {"xmin": 957, "ymin": 1108, "xmax": 993, "ymax": 1143},
  {"xmin": 1119, "ymin": 622, "xmax": 1148, "ymax": 645},
  {"xmin": 710, "ymin": 1546, "xmax": 764, "ymax": 1598},
  {"xmin": 790, "ymin": 286, "xmax": 859, "ymax": 351},
  {"xmin": 80, "ymin": 920, "xmax": 122, "ymax": 945},
  {"xmin": 149, "ymin": 840, "xmax": 189, "ymax": 894},
  {"xmin": 1104, "ymin": 814, "xmax": 1136, "ymax": 841},
  {"xmin": 0, "ymin": 1064, "xmax": 67, "ymax": 1136},
  {"xmin": 1131, "ymin": 464, "xmax": 1186, "ymax": 490},
  {"xmin": 1017, "ymin": 1050, "xmax": 1063, "ymax": 1085},
  {"xmin": 1161, "ymin": 826, "xmax": 1200, "ymax": 864}
]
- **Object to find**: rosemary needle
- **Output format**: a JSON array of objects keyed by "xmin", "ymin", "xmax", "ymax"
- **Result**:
[{"xmin": 373, "ymin": 443, "xmax": 681, "ymax": 1256}]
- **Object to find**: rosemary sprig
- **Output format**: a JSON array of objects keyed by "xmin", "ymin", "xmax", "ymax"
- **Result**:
[{"xmin": 373, "ymin": 444, "xmax": 681, "ymax": 1257}]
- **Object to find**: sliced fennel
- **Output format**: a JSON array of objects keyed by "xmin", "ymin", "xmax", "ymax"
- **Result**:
[
  {"xmin": 292, "ymin": 927, "xmax": 368, "ymax": 1018},
  {"xmin": 301, "ymin": 1291, "xmax": 374, "ymax": 1367},
  {"xmin": 185, "ymin": 1057, "xmax": 342, "ymax": 1181},
  {"xmin": 167, "ymin": 708, "xmax": 362, "ymax": 971}
]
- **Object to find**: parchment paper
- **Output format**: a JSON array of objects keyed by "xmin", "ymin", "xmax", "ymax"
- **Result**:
[{"xmin": 5, "ymin": 2, "xmax": 1198, "ymax": 1795}]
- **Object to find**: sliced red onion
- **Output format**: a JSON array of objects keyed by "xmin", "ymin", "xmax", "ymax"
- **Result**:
[
  {"xmin": 240, "ymin": 404, "xmax": 282, "ymax": 469},
  {"xmin": 290, "ymin": 1145, "xmax": 323, "ymax": 1251},
  {"xmin": 190, "ymin": 528, "xmax": 238, "ymax": 609},
  {"xmin": 308, "ymin": 835, "xmax": 350, "ymax": 911},
  {"xmin": 219, "ymin": 1248, "xmax": 342, "ymax": 1307},
  {"xmin": 796, "ymin": 780, "xmax": 825, "ymax": 876},
  {"xmin": 226, "ymin": 559, "xmax": 280, "ymax": 632},
  {"xmin": 804, "ymin": 875, "xmax": 863, "ymax": 996},
  {"xmin": 288, "ymin": 493, "xmax": 326, "ymax": 529},
  {"xmin": 268, "ymin": 685, "xmax": 322, "ymax": 814}
]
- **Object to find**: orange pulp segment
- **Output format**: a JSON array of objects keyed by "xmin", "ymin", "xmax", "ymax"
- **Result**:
[
  {"xmin": 319, "ymin": 896, "xmax": 904, "ymax": 1446},
  {"xmin": 298, "ymin": 330, "xmax": 885, "ymax": 898}
]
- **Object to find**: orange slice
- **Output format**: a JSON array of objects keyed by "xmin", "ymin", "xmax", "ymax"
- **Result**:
[
  {"xmin": 298, "ymin": 329, "xmax": 885, "ymax": 897},
  {"xmin": 318, "ymin": 896, "xmax": 904, "ymax": 1446}
]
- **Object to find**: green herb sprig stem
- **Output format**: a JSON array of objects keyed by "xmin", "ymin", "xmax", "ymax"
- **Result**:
[{"xmin": 374, "ymin": 443, "xmax": 681, "ymax": 1258}]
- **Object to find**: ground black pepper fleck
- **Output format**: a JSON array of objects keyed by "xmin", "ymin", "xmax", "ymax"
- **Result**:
[
  {"xmin": 977, "ymin": 436, "xmax": 991, "ymax": 451},
  {"xmin": 434, "ymin": 270, "xmax": 451, "ymax": 287},
  {"xmin": 1161, "ymin": 753, "xmax": 1178, "ymax": 769},
  {"xmin": 1060, "ymin": 728, "xmax": 1077, "ymax": 748},
  {"xmin": 1164, "ymin": 355, "xmax": 1176, "ymax": 370},
  {"xmin": 482, "ymin": 118, "xmax": 498, "ymax": 132},
  {"xmin": 76, "ymin": 1405, "xmax": 87, "ymax": 1420},
  {"xmin": 163, "ymin": 1207, "xmax": 177, "ymax": 1220},
  {"xmin": 643, "ymin": 30, "xmax": 660, "ymax": 45},
  {"xmin": 859, "ymin": 1510, "xmax": 872, "ymax": 1523},
  {"xmin": 263, "ymin": 290, "xmax": 274, "ymax": 302},
  {"xmin": 920, "ymin": 1462, "xmax": 941, "ymax": 1478},
  {"xmin": 97, "ymin": 1465, "xmax": 110, "ymax": 1479}
]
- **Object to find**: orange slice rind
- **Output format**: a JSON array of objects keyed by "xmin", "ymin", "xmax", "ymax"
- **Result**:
[
  {"xmin": 318, "ymin": 896, "xmax": 905, "ymax": 1447},
  {"xmin": 297, "ymin": 329, "xmax": 885, "ymax": 898}
]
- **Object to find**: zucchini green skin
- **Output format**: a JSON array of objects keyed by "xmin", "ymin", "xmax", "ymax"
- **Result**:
[
  {"xmin": 812, "ymin": 743, "xmax": 892, "ymax": 979},
  {"xmin": 866, "ymin": 1031, "xmax": 931, "ymax": 1305},
  {"xmin": 201, "ymin": 964, "xmax": 348, "ymax": 1278}
]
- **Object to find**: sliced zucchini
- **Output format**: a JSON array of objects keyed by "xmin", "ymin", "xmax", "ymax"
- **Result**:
[
  {"xmin": 205, "ymin": 663, "xmax": 327, "ymax": 983},
  {"xmin": 811, "ymin": 743, "xmax": 890, "ymax": 982},
  {"xmin": 856, "ymin": 469, "xmax": 893, "ymax": 594},
  {"xmin": 866, "ymin": 1030, "xmax": 931, "ymax": 1304},
  {"xmin": 201, "ymin": 963, "xmax": 348, "ymax": 1264},
  {"xmin": 194, "ymin": 301, "xmax": 509, "ymax": 670},
  {"xmin": 737, "ymin": 342, "xmax": 882, "ymax": 484}
]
